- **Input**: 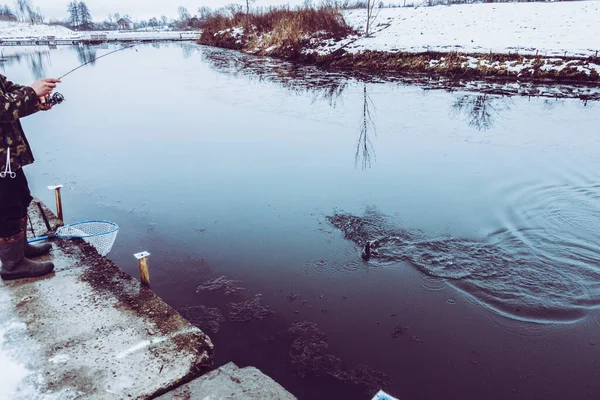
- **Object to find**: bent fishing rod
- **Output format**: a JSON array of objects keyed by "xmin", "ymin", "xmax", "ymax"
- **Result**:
[{"xmin": 47, "ymin": 44, "xmax": 139, "ymax": 106}]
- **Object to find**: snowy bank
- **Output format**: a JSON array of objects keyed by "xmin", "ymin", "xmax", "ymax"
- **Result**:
[
  {"xmin": 330, "ymin": 1, "xmax": 600, "ymax": 58},
  {"xmin": 0, "ymin": 21, "xmax": 77, "ymax": 40},
  {"xmin": 202, "ymin": 1, "xmax": 600, "ymax": 84}
]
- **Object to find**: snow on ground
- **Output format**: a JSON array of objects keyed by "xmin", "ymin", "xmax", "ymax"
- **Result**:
[
  {"xmin": 0, "ymin": 21, "xmax": 199, "ymax": 41},
  {"xmin": 0, "ymin": 21, "xmax": 77, "ymax": 40},
  {"xmin": 318, "ymin": 1, "xmax": 600, "ymax": 58}
]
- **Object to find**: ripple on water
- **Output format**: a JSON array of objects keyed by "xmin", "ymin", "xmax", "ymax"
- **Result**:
[
  {"xmin": 327, "ymin": 205, "xmax": 600, "ymax": 324},
  {"xmin": 421, "ymin": 275, "xmax": 447, "ymax": 292}
]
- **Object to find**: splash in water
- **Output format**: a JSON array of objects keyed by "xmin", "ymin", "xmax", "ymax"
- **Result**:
[{"xmin": 328, "ymin": 207, "xmax": 600, "ymax": 324}]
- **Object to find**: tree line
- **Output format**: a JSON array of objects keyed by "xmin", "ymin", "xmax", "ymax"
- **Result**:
[
  {"xmin": 67, "ymin": 1, "xmax": 92, "ymax": 30},
  {"xmin": 0, "ymin": 4, "xmax": 17, "ymax": 21}
]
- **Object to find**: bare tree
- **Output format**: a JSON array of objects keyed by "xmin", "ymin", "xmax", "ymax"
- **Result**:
[
  {"xmin": 245, "ymin": 0, "xmax": 256, "ymax": 15},
  {"xmin": 365, "ymin": 0, "xmax": 378, "ymax": 36},
  {"xmin": 197, "ymin": 6, "xmax": 211, "ymax": 21},
  {"xmin": 15, "ymin": 0, "xmax": 34, "ymax": 23},
  {"xmin": 0, "ymin": 5, "xmax": 17, "ymax": 21},
  {"xmin": 224, "ymin": 3, "xmax": 243, "ymax": 17},
  {"xmin": 177, "ymin": 6, "xmax": 190, "ymax": 22}
]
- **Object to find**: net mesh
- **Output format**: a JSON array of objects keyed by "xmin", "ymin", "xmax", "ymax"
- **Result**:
[{"xmin": 55, "ymin": 221, "xmax": 119, "ymax": 256}]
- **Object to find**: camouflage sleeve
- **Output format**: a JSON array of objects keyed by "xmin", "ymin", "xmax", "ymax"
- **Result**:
[
  {"xmin": 3, "ymin": 78, "xmax": 28, "ymax": 93},
  {"xmin": 0, "ymin": 84, "xmax": 39, "ymax": 123}
]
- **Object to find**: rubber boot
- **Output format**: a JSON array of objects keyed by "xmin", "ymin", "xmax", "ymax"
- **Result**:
[
  {"xmin": 0, "ymin": 231, "xmax": 55, "ymax": 281},
  {"xmin": 21, "ymin": 217, "xmax": 52, "ymax": 258}
]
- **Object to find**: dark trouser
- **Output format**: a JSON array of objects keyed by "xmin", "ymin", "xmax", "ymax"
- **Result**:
[{"xmin": 0, "ymin": 168, "xmax": 33, "ymax": 237}]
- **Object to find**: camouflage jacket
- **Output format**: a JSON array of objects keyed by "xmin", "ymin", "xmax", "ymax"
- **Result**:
[{"xmin": 0, "ymin": 74, "xmax": 39, "ymax": 176}]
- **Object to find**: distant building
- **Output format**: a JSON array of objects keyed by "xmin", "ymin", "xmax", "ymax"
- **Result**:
[
  {"xmin": 188, "ymin": 17, "xmax": 201, "ymax": 28},
  {"xmin": 117, "ymin": 18, "xmax": 134, "ymax": 30}
]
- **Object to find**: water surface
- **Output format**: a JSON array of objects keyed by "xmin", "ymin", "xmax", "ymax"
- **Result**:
[{"xmin": 5, "ymin": 42, "xmax": 600, "ymax": 399}]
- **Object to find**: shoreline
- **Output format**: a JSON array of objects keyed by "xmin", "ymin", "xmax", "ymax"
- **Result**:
[{"xmin": 199, "ymin": 34, "xmax": 600, "ymax": 87}]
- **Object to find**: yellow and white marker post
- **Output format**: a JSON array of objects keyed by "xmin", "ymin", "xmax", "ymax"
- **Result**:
[
  {"xmin": 134, "ymin": 251, "xmax": 151, "ymax": 287},
  {"xmin": 47, "ymin": 185, "xmax": 64, "ymax": 222}
]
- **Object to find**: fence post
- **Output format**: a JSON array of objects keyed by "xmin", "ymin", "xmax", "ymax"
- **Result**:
[
  {"xmin": 134, "ymin": 251, "xmax": 151, "ymax": 287},
  {"xmin": 47, "ymin": 185, "xmax": 64, "ymax": 222}
]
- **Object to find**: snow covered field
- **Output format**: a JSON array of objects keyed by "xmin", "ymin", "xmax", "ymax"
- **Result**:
[
  {"xmin": 0, "ymin": 21, "xmax": 77, "ymax": 40},
  {"xmin": 318, "ymin": 1, "xmax": 600, "ymax": 58}
]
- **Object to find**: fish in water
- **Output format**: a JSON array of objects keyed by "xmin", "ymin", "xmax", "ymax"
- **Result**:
[
  {"xmin": 361, "ymin": 239, "xmax": 382, "ymax": 261},
  {"xmin": 361, "ymin": 242, "xmax": 372, "ymax": 261}
]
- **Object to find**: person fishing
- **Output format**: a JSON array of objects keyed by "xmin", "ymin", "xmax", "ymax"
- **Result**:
[{"xmin": 0, "ymin": 75, "xmax": 61, "ymax": 280}]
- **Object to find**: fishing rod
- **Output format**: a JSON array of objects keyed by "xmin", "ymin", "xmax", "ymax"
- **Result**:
[{"xmin": 48, "ymin": 44, "xmax": 139, "ymax": 106}]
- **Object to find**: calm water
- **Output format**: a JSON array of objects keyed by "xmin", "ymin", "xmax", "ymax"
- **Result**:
[{"xmin": 4, "ymin": 42, "xmax": 600, "ymax": 399}]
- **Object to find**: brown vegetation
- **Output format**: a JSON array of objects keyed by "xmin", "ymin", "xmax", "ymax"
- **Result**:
[
  {"xmin": 198, "ymin": 6, "xmax": 354, "ymax": 59},
  {"xmin": 319, "ymin": 51, "xmax": 600, "ymax": 83}
]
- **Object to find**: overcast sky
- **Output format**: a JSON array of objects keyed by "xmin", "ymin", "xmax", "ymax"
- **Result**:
[{"xmin": 31, "ymin": 0, "xmax": 302, "ymax": 22}]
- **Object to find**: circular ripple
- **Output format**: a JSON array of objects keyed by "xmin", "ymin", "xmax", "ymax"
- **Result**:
[{"xmin": 421, "ymin": 275, "xmax": 447, "ymax": 292}]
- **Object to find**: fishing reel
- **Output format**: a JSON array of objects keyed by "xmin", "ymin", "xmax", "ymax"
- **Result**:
[{"xmin": 49, "ymin": 92, "xmax": 65, "ymax": 106}]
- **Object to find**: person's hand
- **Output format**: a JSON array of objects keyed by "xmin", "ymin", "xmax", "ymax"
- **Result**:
[
  {"xmin": 37, "ymin": 95, "xmax": 52, "ymax": 111},
  {"xmin": 30, "ymin": 78, "xmax": 61, "ymax": 98}
]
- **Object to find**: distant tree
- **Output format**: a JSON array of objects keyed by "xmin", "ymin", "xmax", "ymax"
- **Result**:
[
  {"xmin": 224, "ymin": 3, "xmax": 243, "ymax": 17},
  {"xmin": 148, "ymin": 17, "xmax": 158, "ymax": 27},
  {"xmin": 177, "ymin": 6, "xmax": 190, "ymax": 22},
  {"xmin": 67, "ymin": 1, "xmax": 79, "ymax": 27},
  {"xmin": 0, "ymin": 4, "xmax": 17, "ymax": 21},
  {"xmin": 160, "ymin": 14, "xmax": 168, "ymax": 26},
  {"xmin": 197, "ymin": 6, "xmax": 211, "ymax": 21},
  {"xmin": 78, "ymin": 1, "xmax": 92, "ymax": 30},
  {"xmin": 15, "ymin": 0, "xmax": 34, "ymax": 23}
]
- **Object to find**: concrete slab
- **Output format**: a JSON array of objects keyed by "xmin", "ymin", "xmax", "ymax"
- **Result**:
[
  {"xmin": 156, "ymin": 362, "xmax": 297, "ymax": 400},
  {"xmin": 0, "ymin": 200, "xmax": 215, "ymax": 400}
]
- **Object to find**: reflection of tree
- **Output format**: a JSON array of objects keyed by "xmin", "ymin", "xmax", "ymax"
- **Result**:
[
  {"xmin": 201, "ymin": 47, "xmax": 351, "ymax": 107},
  {"xmin": 182, "ymin": 44, "xmax": 193, "ymax": 59},
  {"xmin": 74, "ymin": 45, "xmax": 97, "ymax": 66},
  {"xmin": 452, "ymin": 94, "xmax": 511, "ymax": 131},
  {"xmin": 355, "ymin": 84, "xmax": 376, "ymax": 170},
  {"xmin": 28, "ymin": 52, "xmax": 48, "ymax": 79},
  {"xmin": 541, "ymin": 98, "xmax": 565, "ymax": 110},
  {"xmin": 0, "ymin": 51, "xmax": 51, "ymax": 77}
]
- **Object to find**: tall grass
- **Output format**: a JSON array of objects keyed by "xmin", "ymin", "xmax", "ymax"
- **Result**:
[{"xmin": 199, "ymin": 6, "xmax": 353, "ymax": 52}]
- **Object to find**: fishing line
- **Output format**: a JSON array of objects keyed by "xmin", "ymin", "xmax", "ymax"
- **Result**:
[{"xmin": 49, "ymin": 44, "xmax": 139, "ymax": 106}]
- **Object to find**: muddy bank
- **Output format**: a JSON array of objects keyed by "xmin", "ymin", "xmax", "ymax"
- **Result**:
[{"xmin": 199, "ymin": 30, "xmax": 600, "ymax": 87}]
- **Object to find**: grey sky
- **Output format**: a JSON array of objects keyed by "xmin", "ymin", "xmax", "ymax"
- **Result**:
[{"xmin": 31, "ymin": 0, "xmax": 301, "ymax": 22}]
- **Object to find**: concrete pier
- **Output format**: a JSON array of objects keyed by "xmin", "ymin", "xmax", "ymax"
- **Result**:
[{"xmin": 0, "ymin": 200, "xmax": 296, "ymax": 399}]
